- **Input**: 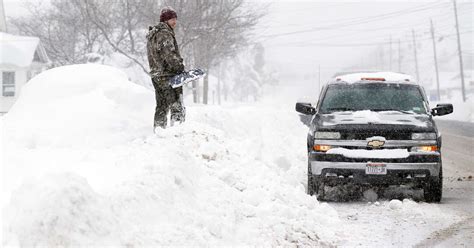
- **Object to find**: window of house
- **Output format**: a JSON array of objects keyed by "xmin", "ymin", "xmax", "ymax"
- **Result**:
[{"xmin": 2, "ymin": 71, "xmax": 15, "ymax": 97}]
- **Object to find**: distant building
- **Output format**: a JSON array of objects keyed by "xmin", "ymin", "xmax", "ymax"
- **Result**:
[{"xmin": 0, "ymin": 0, "xmax": 50, "ymax": 113}]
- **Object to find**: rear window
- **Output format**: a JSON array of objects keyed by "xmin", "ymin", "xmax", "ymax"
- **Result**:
[{"xmin": 320, "ymin": 83, "xmax": 427, "ymax": 114}]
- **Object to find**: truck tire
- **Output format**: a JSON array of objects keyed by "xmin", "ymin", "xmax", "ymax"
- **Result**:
[
  {"xmin": 307, "ymin": 160, "xmax": 325, "ymax": 200},
  {"xmin": 316, "ymin": 181, "xmax": 325, "ymax": 201},
  {"xmin": 307, "ymin": 173, "xmax": 316, "ymax": 195},
  {"xmin": 424, "ymin": 167, "xmax": 442, "ymax": 203},
  {"xmin": 307, "ymin": 160, "xmax": 320, "ymax": 196},
  {"xmin": 307, "ymin": 174, "xmax": 325, "ymax": 200},
  {"xmin": 307, "ymin": 159, "xmax": 315, "ymax": 195},
  {"xmin": 306, "ymin": 162, "xmax": 324, "ymax": 201}
]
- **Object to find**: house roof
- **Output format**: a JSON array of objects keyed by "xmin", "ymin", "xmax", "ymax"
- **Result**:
[{"xmin": 0, "ymin": 32, "xmax": 48, "ymax": 67}]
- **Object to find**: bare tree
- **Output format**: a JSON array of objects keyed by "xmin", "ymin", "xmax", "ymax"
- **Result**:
[
  {"xmin": 11, "ymin": 0, "xmax": 104, "ymax": 66},
  {"xmin": 10, "ymin": 0, "xmax": 265, "ymax": 103},
  {"xmin": 71, "ymin": 0, "xmax": 153, "ymax": 74},
  {"xmin": 167, "ymin": 0, "xmax": 264, "ymax": 104}
]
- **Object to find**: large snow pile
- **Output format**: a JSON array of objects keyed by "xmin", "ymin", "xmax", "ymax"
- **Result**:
[
  {"xmin": 2, "ymin": 64, "xmax": 340, "ymax": 246},
  {"xmin": 4, "ymin": 65, "xmax": 152, "ymax": 149}
]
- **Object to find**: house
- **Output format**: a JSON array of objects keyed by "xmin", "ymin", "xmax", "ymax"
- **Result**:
[
  {"xmin": 0, "ymin": 0, "xmax": 49, "ymax": 113},
  {"xmin": 0, "ymin": 33, "xmax": 49, "ymax": 113}
]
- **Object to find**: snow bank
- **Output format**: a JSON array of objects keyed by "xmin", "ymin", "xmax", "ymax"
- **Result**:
[
  {"xmin": 3, "ymin": 174, "xmax": 118, "ymax": 246},
  {"xmin": 2, "ymin": 64, "xmax": 340, "ymax": 246},
  {"xmin": 4, "ymin": 64, "xmax": 154, "ymax": 149}
]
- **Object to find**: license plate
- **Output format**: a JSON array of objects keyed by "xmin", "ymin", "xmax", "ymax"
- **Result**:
[{"xmin": 366, "ymin": 163, "xmax": 387, "ymax": 175}]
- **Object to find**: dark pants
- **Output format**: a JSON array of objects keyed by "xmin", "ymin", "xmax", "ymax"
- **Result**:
[{"xmin": 152, "ymin": 78, "xmax": 185, "ymax": 128}]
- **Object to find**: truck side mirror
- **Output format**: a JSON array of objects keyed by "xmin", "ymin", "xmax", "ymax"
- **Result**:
[
  {"xmin": 431, "ymin": 103, "xmax": 453, "ymax": 116},
  {"xmin": 296, "ymin": 102, "xmax": 316, "ymax": 115}
]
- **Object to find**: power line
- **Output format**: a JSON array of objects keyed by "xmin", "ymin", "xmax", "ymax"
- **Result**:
[
  {"xmin": 255, "ymin": 1, "xmax": 473, "ymax": 47},
  {"xmin": 259, "ymin": 10, "xmax": 461, "ymax": 45},
  {"xmin": 260, "ymin": 2, "xmax": 447, "ymax": 39},
  {"xmin": 268, "ymin": 30, "xmax": 473, "ymax": 48}
]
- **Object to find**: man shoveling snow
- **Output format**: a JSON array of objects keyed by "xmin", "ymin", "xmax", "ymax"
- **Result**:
[{"xmin": 146, "ymin": 7, "xmax": 186, "ymax": 133}]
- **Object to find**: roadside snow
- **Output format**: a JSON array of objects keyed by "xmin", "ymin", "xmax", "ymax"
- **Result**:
[
  {"xmin": 1, "ymin": 65, "xmax": 464, "ymax": 246},
  {"xmin": 2, "ymin": 64, "xmax": 339, "ymax": 246},
  {"xmin": 333, "ymin": 199, "xmax": 463, "ymax": 247},
  {"xmin": 389, "ymin": 199, "xmax": 403, "ymax": 209}
]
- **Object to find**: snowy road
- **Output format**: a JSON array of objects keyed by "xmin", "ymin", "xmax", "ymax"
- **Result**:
[
  {"xmin": 326, "ymin": 120, "xmax": 473, "ymax": 247},
  {"xmin": 418, "ymin": 120, "xmax": 474, "ymax": 247}
]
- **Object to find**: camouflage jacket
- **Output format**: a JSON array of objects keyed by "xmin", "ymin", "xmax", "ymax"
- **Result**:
[{"xmin": 146, "ymin": 22, "xmax": 184, "ymax": 82}]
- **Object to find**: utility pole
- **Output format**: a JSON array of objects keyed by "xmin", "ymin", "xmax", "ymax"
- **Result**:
[
  {"xmin": 380, "ymin": 46, "xmax": 385, "ymax": 70},
  {"xmin": 453, "ymin": 0, "xmax": 466, "ymax": 102},
  {"xmin": 217, "ymin": 65, "xmax": 221, "ymax": 105},
  {"xmin": 192, "ymin": 81, "xmax": 199, "ymax": 103},
  {"xmin": 430, "ymin": 19, "xmax": 441, "ymax": 101},
  {"xmin": 398, "ymin": 39, "xmax": 402, "ymax": 72},
  {"xmin": 412, "ymin": 29, "xmax": 420, "ymax": 82},
  {"xmin": 318, "ymin": 64, "xmax": 321, "ymax": 95},
  {"xmin": 389, "ymin": 36, "xmax": 392, "ymax": 71}
]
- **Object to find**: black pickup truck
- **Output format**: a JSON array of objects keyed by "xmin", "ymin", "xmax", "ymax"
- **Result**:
[{"xmin": 296, "ymin": 73, "xmax": 453, "ymax": 202}]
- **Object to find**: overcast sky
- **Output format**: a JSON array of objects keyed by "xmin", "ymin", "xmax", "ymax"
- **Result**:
[
  {"xmin": 4, "ymin": 0, "xmax": 472, "ymax": 84},
  {"xmin": 254, "ymin": 0, "xmax": 472, "ymax": 80}
]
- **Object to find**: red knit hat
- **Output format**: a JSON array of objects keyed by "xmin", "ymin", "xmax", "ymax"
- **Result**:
[{"xmin": 160, "ymin": 7, "xmax": 177, "ymax": 22}]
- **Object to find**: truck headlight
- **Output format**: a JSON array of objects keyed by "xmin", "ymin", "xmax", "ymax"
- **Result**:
[
  {"xmin": 411, "ymin": 146, "xmax": 438, "ymax": 152},
  {"xmin": 314, "ymin": 131, "xmax": 341, "ymax": 139},
  {"xmin": 411, "ymin": 132, "xmax": 437, "ymax": 140},
  {"xmin": 314, "ymin": 144, "xmax": 332, "ymax": 152}
]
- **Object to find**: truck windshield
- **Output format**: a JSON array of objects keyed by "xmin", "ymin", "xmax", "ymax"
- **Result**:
[{"xmin": 320, "ymin": 83, "xmax": 427, "ymax": 114}]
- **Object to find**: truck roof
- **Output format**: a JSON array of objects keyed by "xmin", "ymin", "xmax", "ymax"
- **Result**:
[{"xmin": 328, "ymin": 72, "xmax": 416, "ymax": 85}]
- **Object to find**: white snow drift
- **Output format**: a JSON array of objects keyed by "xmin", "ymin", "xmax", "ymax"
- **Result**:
[
  {"xmin": 2, "ymin": 64, "xmax": 339, "ymax": 246},
  {"xmin": 2, "ymin": 64, "xmax": 464, "ymax": 246}
]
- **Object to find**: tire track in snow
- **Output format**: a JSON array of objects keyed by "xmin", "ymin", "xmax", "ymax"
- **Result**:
[{"xmin": 414, "ymin": 216, "xmax": 474, "ymax": 247}]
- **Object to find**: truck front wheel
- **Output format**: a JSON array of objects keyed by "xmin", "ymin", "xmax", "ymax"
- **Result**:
[
  {"xmin": 307, "ymin": 159, "xmax": 325, "ymax": 200},
  {"xmin": 424, "ymin": 167, "xmax": 442, "ymax": 203}
]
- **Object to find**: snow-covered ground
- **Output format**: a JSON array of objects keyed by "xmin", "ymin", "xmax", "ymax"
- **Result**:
[{"xmin": 0, "ymin": 64, "xmax": 465, "ymax": 246}]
